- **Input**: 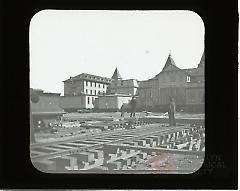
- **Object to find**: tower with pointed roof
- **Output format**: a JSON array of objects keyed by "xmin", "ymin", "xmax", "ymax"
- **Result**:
[
  {"xmin": 162, "ymin": 53, "xmax": 177, "ymax": 71},
  {"xmin": 107, "ymin": 67, "xmax": 138, "ymax": 96},
  {"xmin": 111, "ymin": 67, "xmax": 122, "ymax": 80},
  {"xmin": 153, "ymin": 53, "xmax": 180, "ymax": 78}
]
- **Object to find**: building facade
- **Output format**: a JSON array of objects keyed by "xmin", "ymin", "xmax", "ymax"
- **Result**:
[
  {"xmin": 137, "ymin": 53, "xmax": 205, "ymax": 112},
  {"xmin": 63, "ymin": 73, "xmax": 111, "ymax": 96},
  {"xmin": 61, "ymin": 73, "xmax": 112, "ymax": 110}
]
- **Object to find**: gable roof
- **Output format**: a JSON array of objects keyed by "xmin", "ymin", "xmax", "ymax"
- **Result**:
[
  {"xmin": 63, "ymin": 73, "xmax": 112, "ymax": 83},
  {"xmin": 111, "ymin": 67, "xmax": 122, "ymax": 79}
]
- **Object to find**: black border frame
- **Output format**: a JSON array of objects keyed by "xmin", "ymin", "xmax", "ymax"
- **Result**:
[{"xmin": 0, "ymin": 0, "xmax": 238, "ymax": 189}]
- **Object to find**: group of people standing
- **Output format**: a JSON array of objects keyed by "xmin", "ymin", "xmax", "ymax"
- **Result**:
[{"xmin": 120, "ymin": 96, "xmax": 176, "ymax": 127}]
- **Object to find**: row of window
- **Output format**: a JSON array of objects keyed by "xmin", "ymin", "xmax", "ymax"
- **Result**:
[
  {"xmin": 85, "ymin": 81, "xmax": 106, "ymax": 88},
  {"xmin": 84, "ymin": 75, "xmax": 111, "ymax": 82},
  {"xmin": 85, "ymin": 89, "xmax": 106, "ymax": 95}
]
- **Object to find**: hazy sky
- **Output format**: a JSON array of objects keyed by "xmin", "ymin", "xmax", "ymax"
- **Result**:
[{"xmin": 30, "ymin": 10, "xmax": 205, "ymax": 95}]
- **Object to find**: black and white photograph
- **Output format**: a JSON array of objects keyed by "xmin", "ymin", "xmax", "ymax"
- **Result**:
[{"xmin": 29, "ymin": 10, "xmax": 205, "ymax": 174}]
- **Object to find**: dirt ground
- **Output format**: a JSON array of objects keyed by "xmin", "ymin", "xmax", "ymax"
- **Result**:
[
  {"xmin": 63, "ymin": 111, "xmax": 204, "ymax": 120},
  {"xmin": 34, "ymin": 112, "xmax": 204, "ymax": 143}
]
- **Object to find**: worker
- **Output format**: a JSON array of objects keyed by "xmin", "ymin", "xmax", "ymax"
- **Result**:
[
  {"xmin": 129, "ymin": 96, "xmax": 137, "ymax": 117},
  {"xmin": 168, "ymin": 97, "xmax": 176, "ymax": 126}
]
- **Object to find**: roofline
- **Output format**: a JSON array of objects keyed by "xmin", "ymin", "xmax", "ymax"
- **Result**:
[{"xmin": 63, "ymin": 73, "xmax": 112, "ymax": 83}]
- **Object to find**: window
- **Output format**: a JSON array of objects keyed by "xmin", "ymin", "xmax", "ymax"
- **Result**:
[
  {"xmin": 87, "ymin": 97, "xmax": 90, "ymax": 104},
  {"xmin": 86, "ymin": 89, "xmax": 88, "ymax": 94},
  {"xmin": 92, "ymin": 97, "xmax": 94, "ymax": 104},
  {"xmin": 95, "ymin": 90, "xmax": 97, "ymax": 95},
  {"xmin": 90, "ymin": 90, "xmax": 92, "ymax": 95},
  {"xmin": 121, "ymin": 81, "xmax": 124, "ymax": 86},
  {"xmin": 99, "ymin": 84, "xmax": 101, "ymax": 88},
  {"xmin": 187, "ymin": 76, "xmax": 191, "ymax": 82},
  {"xmin": 95, "ymin": 83, "xmax": 97, "ymax": 87},
  {"xmin": 103, "ymin": 84, "xmax": 105, "ymax": 88}
]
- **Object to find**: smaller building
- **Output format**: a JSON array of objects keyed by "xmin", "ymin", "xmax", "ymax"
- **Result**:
[
  {"xmin": 94, "ymin": 94, "xmax": 133, "ymax": 111},
  {"xmin": 107, "ymin": 67, "xmax": 139, "ymax": 96}
]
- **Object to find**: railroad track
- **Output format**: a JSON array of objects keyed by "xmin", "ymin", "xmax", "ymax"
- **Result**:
[
  {"xmin": 31, "ymin": 123, "xmax": 202, "ymax": 161},
  {"xmin": 31, "ymin": 124, "xmax": 172, "ymax": 160},
  {"xmin": 31, "ymin": 118, "xmax": 205, "ymax": 172}
]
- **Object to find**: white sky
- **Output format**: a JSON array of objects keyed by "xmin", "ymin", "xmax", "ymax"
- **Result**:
[{"xmin": 30, "ymin": 10, "xmax": 205, "ymax": 95}]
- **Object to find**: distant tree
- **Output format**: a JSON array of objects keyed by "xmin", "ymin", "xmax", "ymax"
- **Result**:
[{"xmin": 31, "ymin": 91, "xmax": 39, "ymax": 103}]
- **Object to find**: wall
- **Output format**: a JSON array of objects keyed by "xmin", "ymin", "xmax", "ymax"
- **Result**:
[
  {"xmin": 137, "ymin": 68, "xmax": 205, "ymax": 112},
  {"xmin": 97, "ymin": 96, "xmax": 118, "ymax": 110},
  {"xmin": 186, "ymin": 86, "xmax": 204, "ymax": 105},
  {"xmin": 64, "ymin": 80, "xmax": 84, "ymax": 96},
  {"xmin": 59, "ymin": 95, "xmax": 86, "ymax": 111},
  {"xmin": 137, "ymin": 79, "xmax": 156, "ymax": 108},
  {"xmin": 95, "ymin": 95, "xmax": 132, "ymax": 110},
  {"xmin": 31, "ymin": 95, "xmax": 64, "ymax": 114},
  {"xmin": 108, "ymin": 79, "xmax": 138, "ymax": 96}
]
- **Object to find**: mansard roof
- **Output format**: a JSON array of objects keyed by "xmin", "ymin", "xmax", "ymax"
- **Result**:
[{"xmin": 111, "ymin": 67, "xmax": 122, "ymax": 79}]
